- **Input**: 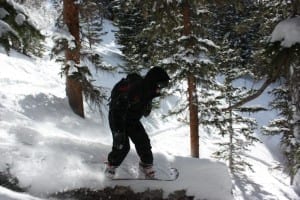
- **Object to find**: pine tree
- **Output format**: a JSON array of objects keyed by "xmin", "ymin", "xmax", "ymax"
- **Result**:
[
  {"xmin": 209, "ymin": 1, "xmax": 262, "ymax": 76},
  {"xmin": 80, "ymin": 0, "xmax": 104, "ymax": 49},
  {"xmin": 62, "ymin": 0, "xmax": 84, "ymax": 117},
  {"xmin": 256, "ymin": 1, "xmax": 300, "ymax": 185},
  {"xmin": 201, "ymin": 1, "xmax": 265, "ymax": 175},
  {"xmin": 52, "ymin": 0, "xmax": 109, "ymax": 114},
  {"xmin": 0, "ymin": 0, "xmax": 44, "ymax": 56},
  {"xmin": 111, "ymin": 0, "xmax": 149, "ymax": 72},
  {"xmin": 140, "ymin": 0, "xmax": 219, "ymax": 157},
  {"xmin": 262, "ymin": 82, "xmax": 299, "ymax": 184},
  {"xmin": 79, "ymin": 0, "xmax": 114, "ymax": 73},
  {"xmin": 213, "ymin": 1, "xmax": 291, "ymax": 111},
  {"xmin": 213, "ymin": 75, "xmax": 260, "ymax": 175},
  {"xmin": 261, "ymin": 29, "xmax": 300, "ymax": 185}
]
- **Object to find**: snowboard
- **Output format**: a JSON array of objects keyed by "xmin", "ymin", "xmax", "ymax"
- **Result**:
[
  {"xmin": 110, "ymin": 167, "xmax": 179, "ymax": 181},
  {"xmin": 104, "ymin": 162, "xmax": 179, "ymax": 181}
]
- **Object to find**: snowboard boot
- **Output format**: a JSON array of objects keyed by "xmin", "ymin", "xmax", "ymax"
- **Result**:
[
  {"xmin": 105, "ymin": 163, "xmax": 117, "ymax": 178},
  {"xmin": 139, "ymin": 162, "xmax": 155, "ymax": 179}
]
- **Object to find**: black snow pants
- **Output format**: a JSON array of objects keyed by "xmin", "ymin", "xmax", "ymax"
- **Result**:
[{"xmin": 107, "ymin": 111, "xmax": 153, "ymax": 167}]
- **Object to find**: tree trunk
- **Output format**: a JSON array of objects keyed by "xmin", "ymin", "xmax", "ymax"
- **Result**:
[
  {"xmin": 188, "ymin": 75, "xmax": 200, "ymax": 158},
  {"xmin": 183, "ymin": 0, "xmax": 199, "ymax": 158},
  {"xmin": 290, "ymin": 64, "xmax": 300, "ymax": 142},
  {"xmin": 63, "ymin": 0, "xmax": 84, "ymax": 118},
  {"xmin": 228, "ymin": 101, "xmax": 234, "ymax": 173}
]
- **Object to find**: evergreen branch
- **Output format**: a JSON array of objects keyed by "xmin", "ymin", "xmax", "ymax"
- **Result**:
[
  {"xmin": 237, "ymin": 106, "xmax": 268, "ymax": 113},
  {"xmin": 222, "ymin": 44, "xmax": 290, "ymax": 111},
  {"xmin": 222, "ymin": 76, "xmax": 275, "ymax": 111}
]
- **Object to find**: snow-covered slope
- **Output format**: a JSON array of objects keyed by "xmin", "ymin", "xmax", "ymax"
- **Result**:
[
  {"xmin": 0, "ymin": 2, "xmax": 299, "ymax": 199},
  {"xmin": 0, "ymin": 186, "xmax": 43, "ymax": 200},
  {"xmin": 0, "ymin": 45, "xmax": 232, "ymax": 200}
]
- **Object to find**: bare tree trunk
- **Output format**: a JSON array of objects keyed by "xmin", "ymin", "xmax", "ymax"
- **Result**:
[
  {"xmin": 228, "ymin": 101, "xmax": 234, "ymax": 173},
  {"xmin": 290, "ymin": 64, "xmax": 300, "ymax": 142},
  {"xmin": 188, "ymin": 75, "xmax": 200, "ymax": 157},
  {"xmin": 63, "ymin": 0, "xmax": 84, "ymax": 118},
  {"xmin": 183, "ymin": 0, "xmax": 199, "ymax": 158}
]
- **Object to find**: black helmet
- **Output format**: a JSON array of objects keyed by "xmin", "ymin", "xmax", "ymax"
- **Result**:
[{"xmin": 144, "ymin": 67, "xmax": 170, "ymax": 87}]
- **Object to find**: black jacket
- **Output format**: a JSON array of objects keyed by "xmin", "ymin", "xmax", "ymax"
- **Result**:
[{"xmin": 109, "ymin": 67, "xmax": 170, "ymax": 132}]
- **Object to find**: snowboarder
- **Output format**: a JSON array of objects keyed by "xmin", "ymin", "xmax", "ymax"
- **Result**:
[{"xmin": 105, "ymin": 67, "xmax": 170, "ymax": 179}]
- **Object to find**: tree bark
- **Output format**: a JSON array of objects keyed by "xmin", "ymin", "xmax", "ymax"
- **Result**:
[
  {"xmin": 290, "ymin": 64, "xmax": 300, "ymax": 142},
  {"xmin": 228, "ymin": 101, "xmax": 234, "ymax": 173},
  {"xmin": 63, "ymin": 0, "xmax": 84, "ymax": 118},
  {"xmin": 188, "ymin": 74, "xmax": 199, "ymax": 158},
  {"xmin": 183, "ymin": 0, "xmax": 199, "ymax": 158}
]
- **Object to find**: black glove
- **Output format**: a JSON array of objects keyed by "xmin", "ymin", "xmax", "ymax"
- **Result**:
[
  {"xmin": 143, "ymin": 102, "xmax": 152, "ymax": 117},
  {"xmin": 113, "ymin": 130, "xmax": 126, "ymax": 150}
]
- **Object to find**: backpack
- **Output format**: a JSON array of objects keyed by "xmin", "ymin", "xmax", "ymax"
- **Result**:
[{"xmin": 109, "ymin": 73, "xmax": 143, "ymax": 109}]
